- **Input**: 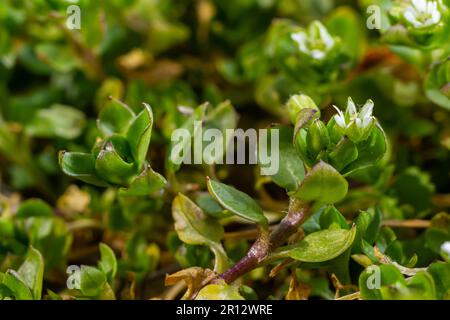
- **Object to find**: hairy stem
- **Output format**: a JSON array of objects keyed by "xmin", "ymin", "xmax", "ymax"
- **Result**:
[{"xmin": 220, "ymin": 198, "xmax": 311, "ymax": 284}]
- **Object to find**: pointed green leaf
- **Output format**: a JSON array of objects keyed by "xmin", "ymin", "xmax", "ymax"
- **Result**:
[
  {"xmin": 92, "ymin": 134, "xmax": 133, "ymax": 161},
  {"xmin": 2, "ymin": 271, "xmax": 34, "ymax": 300},
  {"xmin": 119, "ymin": 165, "xmax": 167, "ymax": 196},
  {"xmin": 79, "ymin": 266, "xmax": 107, "ymax": 298},
  {"xmin": 98, "ymin": 243, "xmax": 117, "ymax": 283},
  {"xmin": 319, "ymin": 205, "xmax": 349, "ymax": 230},
  {"xmin": 206, "ymin": 178, "xmax": 268, "ymax": 226},
  {"xmin": 95, "ymin": 142, "xmax": 136, "ymax": 186},
  {"xmin": 97, "ymin": 99, "xmax": 135, "ymax": 136},
  {"xmin": 329, "ymin": 138, "xmax": 358, "ymax": 171},
  {"xmin": 59, "ymin": 151, "xmax": 108, "ymax": 187},
  {"xmin": 126, "ymin": 103, "xmax": 153, "ymax": 170},
  {"xmin": 17, "ymin": 247, "xmax": 44, "ymax": 300},
  {"xmin": 195, "ymin": 193, "xmax": 231, "ymax": 218}
]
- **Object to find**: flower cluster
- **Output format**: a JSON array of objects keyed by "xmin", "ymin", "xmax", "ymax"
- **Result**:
[
  {"xmin": 403, "ymin": 0, "xmax": 442, "ymax": 29},
  {"xmin": 291, "ymin": 95, "xmax": 385, "ymax": 172},
  {"xmin": 333, "ymin": 98, "xmax": 376, "ymax": 143},
  {"xmin": 291, "ymin": 21, "xmax": 338, "ymax": 62},
  {"xmin": 386, "ymin": 0, "xmax": 449, "ymax": 48}
]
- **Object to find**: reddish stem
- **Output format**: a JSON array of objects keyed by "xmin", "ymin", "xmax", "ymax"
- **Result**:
[{"xmin": 220, "ymin": 199, "xmax": 311, "ymax": 284}]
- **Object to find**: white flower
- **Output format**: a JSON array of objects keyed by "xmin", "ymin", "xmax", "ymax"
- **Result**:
[
  {"xmin": 333, "ymin": 98, "xmax": 376, "ymax": 142},
  {"xmin": 441, "ymin": 241, "xmax": 450, "ymax": 257},
  {"xmin": 291, "ymin": 21, "xmax": 336, "ymax": 61},
  {"xmin": 404, "ymin": 0, "xmax": 441, "ymax": 28}
]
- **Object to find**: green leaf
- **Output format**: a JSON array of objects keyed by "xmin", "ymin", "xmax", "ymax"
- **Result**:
[
  {"xmin": 1, "ymin": 271, "xmax": 34, "ymax": 300},
  {"xmin": 388, "ymin": 167, "xmax": 435, "ymax": 214},
  {"xmin": 97, "ymin": 99, "xmax": 135, "ymax": 136},
  {"xmin": 319, "ymin": 206, "xmax": 349, "ymax": 230},
  {"xmin": 293, "ymin": 108, "xmax": 319, "ymax": 140},
  {"xmin": 287, "ymin": 94, "xmax": 320, "ymax": 126},
  {"xmin": 329, "ymin": 138, "xmax": 358, "ymax": 171},
  {"xmin": 167, "ymin": 103, "xmax": 206, "ymax": 172},
  {"xmin": 342, "ymin": 125, "xmax": 387, "ymax": 175},
  {"xmin": 59, "ymin": 151, "xmax": 108, "ymax": 187},
  {"xmin": 428, "ymin": 262, "xmax": 450, "ymax": 299},
  {"xmin": 264, "ymin": 126, "xmax": 304, "ymax": 191},
  {"xmin": 17, "ymin": 247, "xmax": 44, "ymax": 300},
  {"xmin": 98, "ymin": 243, "xmax": 117, "ymax": 283},
  {"xmin": 126, "ymin": 103, "xmax": 153, "ymax": 170},
  {"xmin": 392, "ymin": 271, "xmax": 436, "ymax": 300},
  {"xmin": 203, "ymin": 100, "xmax": 238, "ymax": 164},
  {"xmin": 379, "ymin": 271, "xmax": 436, "ymax": 300},
  {"xmin": 325, "ymin": 7, "xmax": 366, "ymax": 62},
  {"xmin": 79, "ymin": 266, "xmax": 107, "ymax": 298},
  {"xmin": 424, "ymin": 59, "xmax": 450, "ymax": 110},
  {"xmin": 359, "ymin": 264, "xmax": 406, "ymax": 300},
  {"xmin": 206, "ymin": 178, "xmax": 268, "ymax": 225},
  {"xmin": 195, "ymin": 282, "xmax": 244, "ymax": 300},
  {"xmin": 172, "ymin": 193, "xmax": 224, "ymax": 245},
  {"xmin": 92, "ymin": 134, "xmax": 133, "ymax": 160},
  {"xmin": 16, "ymin": 199, "xmax": 53, "ymax": 218},
  {"xmin": 306, "ymin": 120, "xmax": 330, "ymax": 158},
  {"xmin": 195, "ymin": 193, "xmax": 231, "ymax": 218},
  {"xmin": 35, "ymin": 43, "xmax": 78, "ymax": 73},
  {"xmin": 119, "ymin": 165, "xmax": 166, "ymax": 196},
  {"xmin": 95, "ymin": 142, "xmax": 136, "ymax": 186},
  {"xmin": 353, "ymin": 208, "xmax": 381, "ymax": 253},
  {"xmin": 286, "ymin": 225, "xmax": 356, "ymax": 263},
  {"xmin": 290, "ymin": 161, "xmax": 348, "ymax": 204},
  {"xmin": 26, "ymin": 104, "xmax": 85, "ymax": 139}
]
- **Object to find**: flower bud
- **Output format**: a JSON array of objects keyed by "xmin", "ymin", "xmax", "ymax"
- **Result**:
[
  {"xmin": 286, "ymin": 94, "xmax": 320, "ymax": 125},
  {"xmin": 307, "ymin": 119, "xmax": 330, "ymax": 159}
]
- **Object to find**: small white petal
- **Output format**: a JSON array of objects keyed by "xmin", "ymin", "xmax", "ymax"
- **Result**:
[
  {"xmin": 361, "ymin": 116, "xmax": 373, "ymax": 129},
  {"xmin": 441, "ymin": 241, "xmax": 450, "ymax": 255},
  {"xmin": 429, "ymin": 1, "xmax": 437, "ymax": 14},
  {"xmin": 291, "ymin": 32, "xmax": 308, "ymax": 53},
  {"xmin": 311, "ymin": 50, "xmax": 325, "ymax": 60},
  {"xmin": 412, "ymin": 18, "xmax": 424, "ymax": 27},
  {"xmin": 431, "ymin": 10, "xmax": 441, "ymax": 23},
  {"xmin": 346, "ymin": 97, "xmax": 357, "ymax": 119},
  {"xmin": 354, "ymin": 118, "xmax": 362, "ymax": 129},
  {"xmin": 316, "ymin": 23, "xmax": 335, "ymax": 48},
  {"xmin": 334, "ymin": 115, "xmax": 346, "ymax": 128},
  {"xmin": 404, "ymin": 9, "xmax": 418, "ymax": 24},
  {"xmin": 360, "ymin": 100, "xmax": 374, "ymax": 119},
  {"xmin": 332, "ymin": 105, "xmax": 344, "ymax": 116},
  {"xmin": 412, "ymin": 0, "xmax": 427, "ymax": 12}
]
